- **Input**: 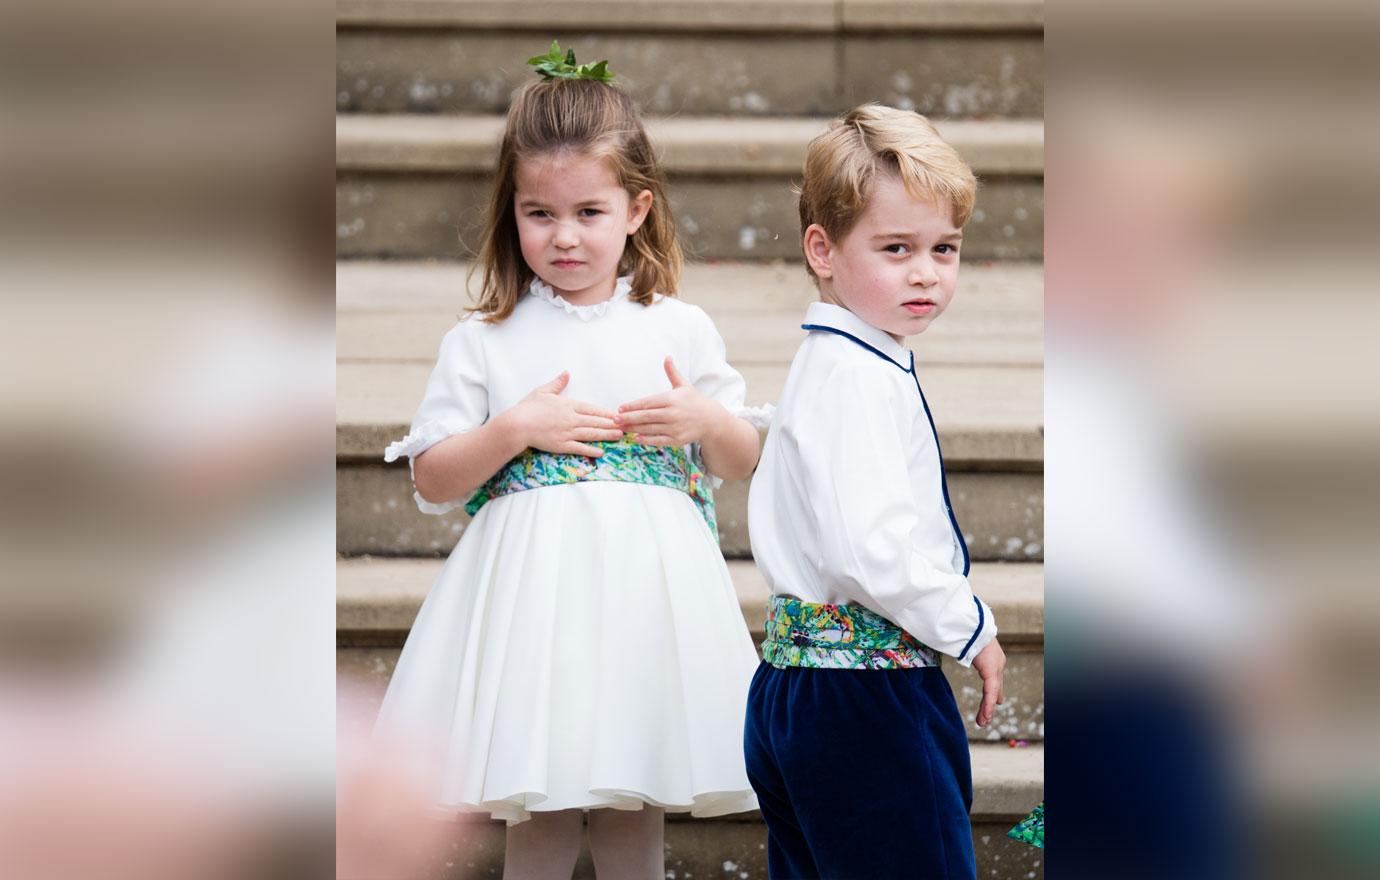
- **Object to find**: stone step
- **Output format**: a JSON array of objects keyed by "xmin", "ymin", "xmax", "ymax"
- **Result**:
[
  {"xmin": 335, "ymin": 731, "xmax": 1042, "ymax": 880},
  {"xmin": 337, "ymin": 0, "xmax": 1045, "ymax": 31},
  {"xmin": 340, "ymin": 385, "xmax": 1039, "ymax": 561},
  {"xmin": 338, "ymin": 360, "xmax": 1043, "ymax": 464},
  {"xmin": 337, "ymin": 112, "xmax": 1043, "ymax": 175},
  {"xmin": 335, "ymin": 259, "xmax": 1044, "ymax": 462},
  {"xmin": 341, "ymin": 357, "xmax": 1041, "ymax": 456},
  {"xmin": 338, "ymin": 259, "xmax": 1044, "ymax": 367},
  {"xmin": 337, "ymin": 557, "xmax": 1044, "ymax": 742},
  {"xmin": 337, "ymin": 0, "xmax": 1043, "ymax": 119},
  {"xmin": 337, "ymin": 458, "xmax": 1042, "ymax": 561},
  {"xmin": 337, "ymin": 557, "xmax": 1043, "ymax": 644},
  {"xmin": 338, "ymin": 257, "xmax": 1043, "ymax": 313},
  {"xmin": 338, "ymin": 370, "xmax": 1041, "ymax": 557},
  {"xmin": 349, "ymin": 748, "xmax": 1044, "ymax": 879},
  {"xmin": 336, "ymin": 115, "xmax": 1043, "ymax": 261}
]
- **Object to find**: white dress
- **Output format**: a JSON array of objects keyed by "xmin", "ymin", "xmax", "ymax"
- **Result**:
[{"xmin": 379, "ymin": 276, "xmax": 762, "ymax": 824}]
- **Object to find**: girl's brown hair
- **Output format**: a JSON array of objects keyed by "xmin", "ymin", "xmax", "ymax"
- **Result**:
[{"xmin": 468, "ymin": 78, "xmax": 682, "ymax": 322}]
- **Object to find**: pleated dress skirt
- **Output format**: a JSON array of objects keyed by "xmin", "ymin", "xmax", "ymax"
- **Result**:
[{"xmin": 374, "ymin": 480, "xmax": 761, "ymax": 824}]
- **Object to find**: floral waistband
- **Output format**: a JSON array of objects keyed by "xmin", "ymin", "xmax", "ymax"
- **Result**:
[
  {"xmin": 464, "ymin": 435, "xmax": 717, "ymax": 540},
  {"xmin": 761, "ymin": 596, "xmax": 940, "ymax": 670}
]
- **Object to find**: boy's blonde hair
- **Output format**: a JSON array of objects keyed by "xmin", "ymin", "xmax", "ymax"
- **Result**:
[
  {"xmin": 470, "ymin": 78, "xmax": 682, "ymax": 322},
  {"xmin": 798, "ymin": 104, "xmax": 977, "ymax": 278}
]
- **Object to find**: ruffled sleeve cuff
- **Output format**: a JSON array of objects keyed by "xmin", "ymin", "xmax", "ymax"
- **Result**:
[
  {"xmin": 736, "ymin": 403, "xmax": 776, "ymax": 430},
  {"xmin": 412, "ymin": 492, "xmax": 465, "ymax": 516},
  {"xmin": 383, "ymin": 418, "xmax": 471, "ymax": 464},
  {"xmin": 383, "ymin": 419, "xmax": 473, "ymax": 515}
]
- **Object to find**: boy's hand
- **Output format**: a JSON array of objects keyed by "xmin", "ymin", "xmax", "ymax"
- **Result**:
[
  {"xmin": 971, "ymin": 639, "xmax": 1007, "ymax": 728},
  {"xmin": 615, "ymin": 357, "xmax": 727, "ymax": 447},
  {"xmin": 504, "ymin": 371, "xmax": 624, "ymax": 457}
]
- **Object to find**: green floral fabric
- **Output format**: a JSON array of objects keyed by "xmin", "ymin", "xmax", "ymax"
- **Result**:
[
  {"xmin": 464, "ymin": 435, "xmax": 717, "ymax": 539},
  {"xmin": 761, "ymin": 596, "xmax": 940, "ymax": 669},
  {"xmin": 1008, "ymin": 802, "xmax": 1044, "ymax": 849}
]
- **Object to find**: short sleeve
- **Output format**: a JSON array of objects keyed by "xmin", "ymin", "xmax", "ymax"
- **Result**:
[
  {"xmin": 682, "ymin": 305, "xmax": 774, "ymax": 486},
  {"xmin": 686, "ymin": 305, "xmax": 774, "ymax": 430},
  {"xmin": 382, "ymin": 320, "xmax": 489, "ymax": 515},
  {"xmin": 686, "ymin": 306, "xmax": 745, "ymax": 410}
]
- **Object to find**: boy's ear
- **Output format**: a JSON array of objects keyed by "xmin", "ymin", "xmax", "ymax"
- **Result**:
[
  {"xmin": 802, "ymin": 223, "xmax": 834, "ymax": 279},
  {"xmin": 626, "ymin": 189, "xmax": 654, "ymax": 235}
]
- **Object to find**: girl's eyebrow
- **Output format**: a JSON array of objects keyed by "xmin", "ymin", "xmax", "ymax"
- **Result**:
[{"xmin": 515, "ymin": 198, "xmax": 612, "ymax": 209}]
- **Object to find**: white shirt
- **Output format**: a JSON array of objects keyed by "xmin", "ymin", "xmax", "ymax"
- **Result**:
[
  {"xmin": 385, "ymin": 276, "xmax": 757, "ymax": 513},
  {"xmin": 747, "ymin": 302, "xmax": 998, "ymax": 667}
]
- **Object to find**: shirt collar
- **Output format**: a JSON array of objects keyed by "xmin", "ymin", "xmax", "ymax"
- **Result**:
[{"xmin": 802, "ymin": 302, "xmax": 912, "ymax": 372}]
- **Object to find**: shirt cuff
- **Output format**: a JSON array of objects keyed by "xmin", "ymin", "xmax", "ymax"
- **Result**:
[{"xmin": 953, "ymin": 597, "xmax": 999, "ymax": 668}]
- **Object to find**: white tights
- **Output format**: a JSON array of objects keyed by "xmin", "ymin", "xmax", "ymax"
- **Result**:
[{"xmin": 501, "ymin": 807, "xmax": 665, "ymax": 880}]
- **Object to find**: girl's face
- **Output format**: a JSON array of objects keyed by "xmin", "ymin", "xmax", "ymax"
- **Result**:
[{"xmin": 514, "ymin": 151, "xmax": 653, "ymax": 305}]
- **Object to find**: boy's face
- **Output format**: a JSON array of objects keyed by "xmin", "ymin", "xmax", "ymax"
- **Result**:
[{"xmin": 809, "ymin": 174, "xmax": 963, "ymax": 342}]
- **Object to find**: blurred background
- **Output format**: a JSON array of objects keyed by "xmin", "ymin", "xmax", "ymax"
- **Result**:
[
  {"xmin": 0, "ymin": 0, "xmax": 1376, "ymax": 878},
  {"xmin": 1046, "ymin": 1, "xmax": 1380, "ymax": 878},
  {"xmin": 0, "ymin": 0, "xmax": 337, "ymax": 878}
]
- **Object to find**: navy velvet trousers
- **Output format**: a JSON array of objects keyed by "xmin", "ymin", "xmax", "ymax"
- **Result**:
[{"xmin": 743, "ymin": 662, "xmax": 976, "ymax": 880}]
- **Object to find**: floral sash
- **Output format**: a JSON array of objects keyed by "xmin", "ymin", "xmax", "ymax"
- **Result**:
[
  {"xmin": 464, "ymin": 435, "xmax": 717, "ymax": 540},
  {"xmin": 761, "ymin": 596, "xmax": 940, "ymax": 669}
]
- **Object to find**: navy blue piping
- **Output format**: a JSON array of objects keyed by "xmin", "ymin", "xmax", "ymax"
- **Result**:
[
  {"xmin": 800, "ymin": 324, "xmax": 910, "ymax": 372},
  {"xmin": 802, "ymin": 322, "xmax": 980, "ymax": 651},
  {"xmin": 957, "ymin": 597, "xmax": 984, "ymax": 662},
  {"xmin": 907, "ymin": 350, "xmax": 972, "ymax": 578}
]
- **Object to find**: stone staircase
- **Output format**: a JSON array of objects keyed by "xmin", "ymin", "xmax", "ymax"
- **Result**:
[
  {"xmin": 337, "ymin": 114, "xmax": 1043, "ymax": 262},
  {"xmin": 337, "ymin": 2, "xmax": 1043, "ymax": 876},
  {"xmin": 336, "ymin": 0, "xmax": 1043, "ymax": 119}
]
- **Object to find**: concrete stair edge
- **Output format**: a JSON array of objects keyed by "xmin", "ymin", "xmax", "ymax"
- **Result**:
[
  {"xmin": 336, "ymin": 359, "xmax": 1046, "ymax": 467},
  {"xmin": 399, "ymin": 741, "xmax": 1043, "ymax": 821},
  {"xmin": 335, "ymin": 257, "xmax": 1046, "ymax": 307},
  {"xmin": 336, "ymin": 114, "xmax": 1045, "ymax": 176},
  {"xmin": 337, "ymin": 421, "xmax": 1044, "ymax": 469},
  {"xmin": 336, "ymin": 556, "xmax": 1044, "ymax": 645},
  {"xmin": 337, "ymin": 0, "xmax": 1044, "ymax": 32}
]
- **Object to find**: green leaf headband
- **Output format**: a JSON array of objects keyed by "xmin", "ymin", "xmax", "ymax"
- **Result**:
[{"xmin": 527, "ymin": 40, "xmax": 615, "ymax": 83}]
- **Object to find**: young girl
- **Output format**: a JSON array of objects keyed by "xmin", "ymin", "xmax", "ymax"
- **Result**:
[{"xmin": 377, "ymin": 51, "xmax": 763, "ymax": 880}]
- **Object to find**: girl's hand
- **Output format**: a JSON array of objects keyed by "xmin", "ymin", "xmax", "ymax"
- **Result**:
[
  {"xmin": 503, "ymin": 372, "xmax": 623, "ymax": 457},
  {"xmin": 615, "ymin": 357, "xmax": 727, "ymax": 447}
]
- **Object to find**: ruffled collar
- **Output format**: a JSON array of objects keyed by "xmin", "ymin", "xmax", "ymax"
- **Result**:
[{"xmin": 528, "ymin": 275, "xmax": 632, "ymax": 321}]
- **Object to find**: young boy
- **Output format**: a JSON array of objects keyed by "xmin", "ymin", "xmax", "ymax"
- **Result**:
[{"xmin": 745, "ymin": 105, "xmax": 1007, "ymax": 880}]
